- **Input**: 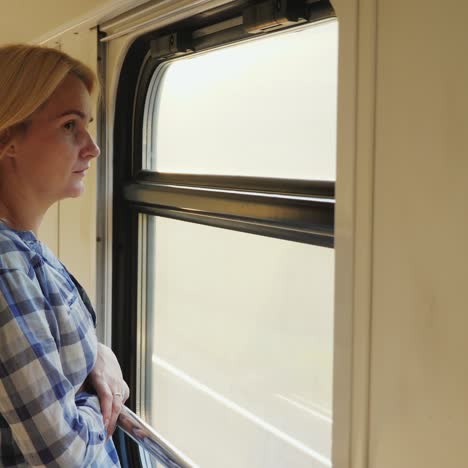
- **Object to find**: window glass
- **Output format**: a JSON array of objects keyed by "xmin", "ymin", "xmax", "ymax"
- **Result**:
[
  {"xmin": 144, "ymin": 19, "xmax": 338, "ymax": 180},
  {"xmin": 141, "ymin": 216, "xmax": 334, "ymax": 468}
]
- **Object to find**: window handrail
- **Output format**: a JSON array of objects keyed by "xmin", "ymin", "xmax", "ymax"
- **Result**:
[{"xmin": 117, "ymin": 406, "xmax": 199, "ymax": 468}]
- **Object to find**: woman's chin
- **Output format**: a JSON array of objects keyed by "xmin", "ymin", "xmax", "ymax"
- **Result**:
[{"xmin": 64, "ymin": 182, "xmax": 85, "ymax": 199}]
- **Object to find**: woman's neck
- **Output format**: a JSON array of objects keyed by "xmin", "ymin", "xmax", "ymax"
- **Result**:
[{"xmin": 0, "ymin": 193, "xmax": 47, "ymax": 235}]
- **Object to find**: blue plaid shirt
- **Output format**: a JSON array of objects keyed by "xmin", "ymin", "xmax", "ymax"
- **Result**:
[{"xmin": 0, "ymin": 222, "xmax": 120, "ymax": 467}]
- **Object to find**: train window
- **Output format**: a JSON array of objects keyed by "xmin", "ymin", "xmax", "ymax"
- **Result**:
[
  {"xmin": 112, "ymin": 5, "xmax": 337, "ymax": 467},
  {"xmin": 138, "ymin": 214, "xmax": 334, "ymax": 467},
  {"xmin": 143, "ymin": 20, "xmax": 338, "ymax": 180}
]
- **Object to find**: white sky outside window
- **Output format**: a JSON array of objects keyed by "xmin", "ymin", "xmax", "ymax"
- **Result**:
[
  {"xmin": 143, "ymin": 217, "xmax": 334, "ymax": 468},
  {"xmin": 144, "ymin": 19, "xmax": 338, "ymax": 180}
]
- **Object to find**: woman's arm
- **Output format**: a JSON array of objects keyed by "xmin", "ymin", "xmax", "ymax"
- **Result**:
[
  {"xmin": 65, "ymin": 264, "xmax": 129, "ymax": 434},
  {"xmin": 0, "ymin": 269, "xmax": 109, "ymax": 467}
]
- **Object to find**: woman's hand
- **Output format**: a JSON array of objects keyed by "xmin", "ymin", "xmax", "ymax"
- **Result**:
[{"xmin": 87, "ymin": 343, "xmax": 130, "ymax": 438}]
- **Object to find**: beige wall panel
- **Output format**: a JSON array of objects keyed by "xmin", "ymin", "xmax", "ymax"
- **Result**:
[
  {"xmin": 369, "ymin": 1, "xmax": 468, "ymax": 467},
  {"xmin": 0, "ymin": 0, "xmax": 151, "ymax": 45},
  {"xmin": 0, "ymin": 0, "xmax": 99, "ymax": 43},
  {"xmin": 0, "ymin": 0, "xmax": 119, "ymax": 43}
]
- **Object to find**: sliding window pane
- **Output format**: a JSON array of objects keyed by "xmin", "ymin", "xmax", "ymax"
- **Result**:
[
  {"xmin": 141, "ymin": 216, "xmax": 334, "ymax": 468},
  {"xmin": 144, "ymin": 19, "xmax": 338, "ymax": 180}
]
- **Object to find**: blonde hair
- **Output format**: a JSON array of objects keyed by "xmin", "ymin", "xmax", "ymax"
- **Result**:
[{"xmin": 0, "ymin": 44, "xmax": 98, "ymax": 136}]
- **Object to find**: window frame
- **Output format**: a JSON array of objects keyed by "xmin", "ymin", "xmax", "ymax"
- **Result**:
[{"xmin": 111, "ymin": 1, "xmax": 336, "ymax": 465}]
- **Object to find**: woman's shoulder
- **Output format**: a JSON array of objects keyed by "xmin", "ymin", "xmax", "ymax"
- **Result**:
[
  {"xmin": 0, "ymin": 223, "xmax": 41, "ymax": 274},
  {"xmin": 0, "ymin": 224, "xmax": 76, "ymax": 304}
]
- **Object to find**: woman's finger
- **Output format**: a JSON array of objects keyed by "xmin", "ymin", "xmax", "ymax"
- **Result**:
[
  {"xmin": 106, "ymin": 393, "xmax": 124, "ymax": 439},
  {"xmin": 94, "ymin": 382, "xmax": 113, "ymax": 430}
]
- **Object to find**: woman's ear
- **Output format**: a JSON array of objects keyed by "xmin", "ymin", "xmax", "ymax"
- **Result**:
[{"xmin": 0, "ymin": 128, "xmax": 17, "ymax": 159}]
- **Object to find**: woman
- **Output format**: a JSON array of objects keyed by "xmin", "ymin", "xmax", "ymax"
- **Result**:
[{"xmin": 0, "ymin": 44, "xmax": 128, "ymax": 466}]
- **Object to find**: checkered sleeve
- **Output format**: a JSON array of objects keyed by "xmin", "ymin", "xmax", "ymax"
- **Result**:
[{"xmin": 0, "ymin": 268, "xmax": 109, "ymax": 467}]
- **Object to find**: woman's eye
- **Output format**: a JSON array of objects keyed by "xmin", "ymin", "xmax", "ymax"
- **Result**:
[{"xmin": 64, "ymin": 121, "xmax": 76, "ymax": 131}]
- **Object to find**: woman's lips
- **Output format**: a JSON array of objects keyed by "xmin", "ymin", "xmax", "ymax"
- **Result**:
[{"xmin": 73, "ymin": 166, "xmax": 89, "ymax": 174}]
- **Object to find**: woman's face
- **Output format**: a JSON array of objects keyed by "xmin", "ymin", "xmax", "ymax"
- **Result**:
[{"xmin": 6, "ymin": 73, "xmax": 100, "ymax": 204}]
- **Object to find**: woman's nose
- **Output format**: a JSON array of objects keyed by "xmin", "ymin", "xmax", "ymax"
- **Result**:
[{"xmin": 81, "ymin": 131, "xmax": 101, "ymax": 159}]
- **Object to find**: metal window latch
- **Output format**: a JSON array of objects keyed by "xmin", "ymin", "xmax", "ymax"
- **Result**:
[
  {"xmin": 243, "ymin": 0, "xmax": 309, "ymax": 34},
  {"xmin": 150, "ymin": 32, "xmax": 193, "ymax": 59}
]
